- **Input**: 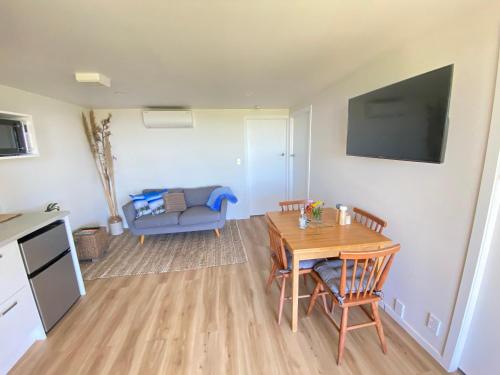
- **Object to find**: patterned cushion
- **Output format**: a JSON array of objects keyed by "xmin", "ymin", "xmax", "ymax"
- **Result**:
[
  {"xmin": 130, "ymin": 194, "xmax": 152, "ymax": 218},
  {"xmin": 148, "ymin": 197, "xmax": 166, "ymax": 215},
  {"xmin": 164, "ymin": 192, "xmax": 187, "ymax": 213},
  {"xmin": 130, "ymin": 189, "xmax": 168, "ymax": 218}
]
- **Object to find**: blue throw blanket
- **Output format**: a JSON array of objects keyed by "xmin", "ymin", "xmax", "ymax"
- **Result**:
[{"xmin": 206, "ymin": 187, "xmax": 238, "ymax": 211}]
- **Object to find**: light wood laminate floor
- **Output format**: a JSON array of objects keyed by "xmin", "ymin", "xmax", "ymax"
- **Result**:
[{"xmin": 11, "ymin": 217, "xmax": 450, "ymax": 374}]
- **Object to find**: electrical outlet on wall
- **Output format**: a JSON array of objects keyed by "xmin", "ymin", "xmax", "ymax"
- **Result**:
[
  {"xmin": 394, "ymin": 299, "xmax": 405, "ymax": 318},
  {"xmin": 426, "ymin": 313, "xmax": 442, "ymax": 336}
]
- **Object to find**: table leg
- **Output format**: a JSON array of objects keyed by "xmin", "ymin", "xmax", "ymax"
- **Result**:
[{"xmin": 291, "ymin": 253, "xmax": 300, "ymax": 332}]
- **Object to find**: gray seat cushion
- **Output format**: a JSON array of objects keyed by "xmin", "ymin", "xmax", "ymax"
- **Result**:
[
  {"xmin": 314, "ymin": 259, "xmax": 374, "ymax": 304},
  {"xmin": 134, "ymin": 212, "xmax": 180, "ymax": 229},
  {"xmin": 184, "ymin": 186, "xmax": 220, "ymax": 207},
  {"xmin": 179, "ymin": 205, "xmax": 220, "ymax": 226},
  {"xmin": 284, "ymin": 250, "xmax": 322, "ymax": 270}
]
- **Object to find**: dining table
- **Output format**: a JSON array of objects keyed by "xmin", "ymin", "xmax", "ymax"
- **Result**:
[{"xmin": 265, "ymin": 207, "xmax": 393, "ymax": 332}]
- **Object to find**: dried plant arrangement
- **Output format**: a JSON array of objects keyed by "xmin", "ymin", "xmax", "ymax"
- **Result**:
[{"xmin": 82, "ymin": 110, "xmax": 122, "ymax": 229}]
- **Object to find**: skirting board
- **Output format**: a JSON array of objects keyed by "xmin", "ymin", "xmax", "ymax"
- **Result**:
[{"xmin": 381, "ymin": 302, "xmax": 447, "ymax": 371}]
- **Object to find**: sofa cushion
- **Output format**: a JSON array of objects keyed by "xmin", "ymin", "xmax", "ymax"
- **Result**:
[
  {"xmin": 134, "ymin": 211, "xmax": 180, "ymax": 229},
  {"xmin": 178, "ymin": 206, "xmax": 220, "ymax": 226},
  {"xmin": 184, "ymin": 186, "xmax": 220, "ymax": 207}
]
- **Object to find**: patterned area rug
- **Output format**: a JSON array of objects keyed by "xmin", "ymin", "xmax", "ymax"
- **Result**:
[{"xmin": 80, "ymin": 220, "xmax": 247, "ymax": 280}]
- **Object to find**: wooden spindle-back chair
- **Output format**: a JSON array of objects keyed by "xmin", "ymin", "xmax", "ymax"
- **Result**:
[
  {"xmin": 265, "ymin": 217, "xmax": 327, "ymax": 324},
  {"xmin": 279, "ymin": 199, "xmax": 308, "ymax": 212},
  {"xmin": 307, "ymin": 244, "xmax": 400, "ymax": 365},
  {"xmin": 352, "ymin": 207, "xmax": 387, "ymax": 233}
]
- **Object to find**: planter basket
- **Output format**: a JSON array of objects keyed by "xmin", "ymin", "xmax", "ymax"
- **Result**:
[{"xmin": 74, "ymin": 226, "xmax": 109, "ymax": 261}]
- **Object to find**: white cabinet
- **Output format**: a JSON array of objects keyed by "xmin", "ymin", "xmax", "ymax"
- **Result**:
[
  {"xmin": 0, "ymin": 241, "xmax": 28, "ymax": 304},
  {"xmin": 0, "ymin": 241, "xmax": 44, "ymax": 375}
]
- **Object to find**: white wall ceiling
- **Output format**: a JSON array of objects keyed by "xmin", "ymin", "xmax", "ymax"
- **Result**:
[{"xmin": 0, "ymin": 0, "xmax": 490, "ymax": 108}]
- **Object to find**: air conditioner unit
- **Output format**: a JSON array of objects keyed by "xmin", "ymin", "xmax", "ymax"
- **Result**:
[{"xmin": 142, "ymin": 110, "xmax": 194, "ymax": 129}]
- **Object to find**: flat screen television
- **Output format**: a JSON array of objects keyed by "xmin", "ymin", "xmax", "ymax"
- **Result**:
[{"xmin": 346, "ymin": 65, "xmax": 453, "ymax": 163}]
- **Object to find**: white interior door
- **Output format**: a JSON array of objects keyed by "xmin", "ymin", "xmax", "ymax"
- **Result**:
[
  {"xmin": 290, "ymin": 108, "xmax": 311, "ymax": 200},
  {"xmin": 247, "ymin": 118, "xmax": 287, "ymax": 215}
]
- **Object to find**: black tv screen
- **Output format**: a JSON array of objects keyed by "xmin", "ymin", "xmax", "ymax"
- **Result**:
[{"xmin": 346, "ymin": 65, "xmax": 453, "ymax": 163}]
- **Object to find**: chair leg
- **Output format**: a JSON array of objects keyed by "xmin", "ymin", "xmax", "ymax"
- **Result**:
[
  {"xmin": 214, "ymin": 228, "xmax": 220, "ymax": 237},
  {"xmin": 320, "ymin": 284, "xmax": 328, "ymax": 312},
  {"xmin": 277, "ymin": 277, "xmax": 287, "ymax": 325},
  {"xmin": 371, "ymin": 302, "xmax": 387, "ymax": 354},
  {"xmin": 139, "ymin": 235, "xmax": 144, "ymax": 245},
  {"xmin": 307, "ymin": 281, "xmax": 322, "ymax": 316},
  {"xmin": 338, "ymin": 307, "xmax": 349, "ymax": 365},
  {"xmin": 266, "ymin": 262, "xmax": 278, "ymax": 293},
  {"xmin": 302, "ymin": 274, "xmax": 308, "ymax": 291}
]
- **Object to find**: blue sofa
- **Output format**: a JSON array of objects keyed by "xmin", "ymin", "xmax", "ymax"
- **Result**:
[{"xmin": 122, "ymin": 186, "xmax": 228, "ymax": 243}]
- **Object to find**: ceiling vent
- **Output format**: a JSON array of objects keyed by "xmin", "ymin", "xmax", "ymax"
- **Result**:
[{"xmin": 142, "ymin": 110, "xmax": 194, "ymax": 129}]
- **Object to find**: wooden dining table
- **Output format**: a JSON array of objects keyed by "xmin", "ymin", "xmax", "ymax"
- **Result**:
[{"xmin": 266, "ymin": 207, "xmax": 393, "ymax": 332}]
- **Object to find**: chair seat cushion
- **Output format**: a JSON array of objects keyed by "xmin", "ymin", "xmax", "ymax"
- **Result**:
[
  {"xmin": 284, "ymin": 250, "xmax": 321, "ymax": 271},
  {"xmin": 178, "ymin": 206, "xmax": 221, "ymax": 226},
  {"xmin": 314, "ymin": 260, "xmax": 380, "ymax": 304},
  {"xmin": 134, "ymin": 211, "xmax": 180, "ymax": 228}
]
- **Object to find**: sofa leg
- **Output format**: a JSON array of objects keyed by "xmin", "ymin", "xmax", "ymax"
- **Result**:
[
  {"xmin": 139, "ymin": 235, "xmax": 145, "ymax": 245},
  {"xmin": 214, "ymin": 229, "xmax": 220, "ymax": 238}
]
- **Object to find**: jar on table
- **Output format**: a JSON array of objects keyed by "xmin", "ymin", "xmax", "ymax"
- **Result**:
[{"xmin": 338, "ymin": 205, "xmax": 348, "ymax": 225}]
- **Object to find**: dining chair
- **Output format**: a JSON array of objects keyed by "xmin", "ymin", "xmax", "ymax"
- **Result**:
[
  {"xmin": 352, "ymin": 207, "xmax": 387, "ymax": 233},
  {"xmin": 265, "ymin": 218, "xmax": 328, "ymax": 324},
  {"xmin": 306, "ymin": 244, "xmax": 401, "ymax": 365},
  {"xmin": 279, "ymin": 199, "xmax": 308, "ymax": 212}
]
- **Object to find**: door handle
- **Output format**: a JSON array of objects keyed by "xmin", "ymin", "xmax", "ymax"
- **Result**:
[
  {"xmin": 280, "ymin": 153, "xmax": 285, "ymax": 157},
  {"xmin": 2, "ymin": 301, "xmax": 18, "ymax": 316},
  {"xmin": 290, "ymin": 153, "xmax": 295, "ymax": 157}
]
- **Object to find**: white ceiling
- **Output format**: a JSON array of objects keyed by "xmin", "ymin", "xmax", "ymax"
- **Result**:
[{"xmin": 0, "ymin": 0, "xmax": 489, "ymax": 108}]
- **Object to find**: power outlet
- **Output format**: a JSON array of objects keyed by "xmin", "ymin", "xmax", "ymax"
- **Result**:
[
  {"xmin": 426, "ymin": 313, "xmax": 442, "ymax": 336},
  {"xmin": 394, "ymin": 299, "xmax": 405, "ymax": 318}
]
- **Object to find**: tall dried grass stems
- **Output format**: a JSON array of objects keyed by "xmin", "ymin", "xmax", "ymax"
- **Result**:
[{"xmin": 82, "ymin": 110, "xmax": 120, "ymax": 223}]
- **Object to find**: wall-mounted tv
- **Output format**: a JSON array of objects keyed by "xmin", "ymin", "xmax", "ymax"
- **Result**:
[{"xmin": 346, "ymin": 65, "xmax": 453, "ymax": 163}]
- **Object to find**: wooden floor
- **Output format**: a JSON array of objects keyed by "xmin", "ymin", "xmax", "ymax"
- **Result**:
[{"xmin": 12, "ymin": 217, "xmax": 449, "ymax": 375}]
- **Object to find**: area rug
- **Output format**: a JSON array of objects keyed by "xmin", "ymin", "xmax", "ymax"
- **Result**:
[{"xmin": 80, "ymin": 220, "xmax": 247, "ymax": 280}]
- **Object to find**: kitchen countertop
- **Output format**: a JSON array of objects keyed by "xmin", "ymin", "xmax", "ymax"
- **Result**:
[{"xmin": 0, "ymin": 211, "xmax": 69, "ymax": 248}]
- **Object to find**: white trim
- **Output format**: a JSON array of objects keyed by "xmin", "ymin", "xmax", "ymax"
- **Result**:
[
  {"xmin": 383, "ymin": 303, "xmax": 444, "ymax": 364},
  {"xmin": 441, "ymin": 45, "xmax": 500, "ymax": 371},
  {"xmin": 289, "ymin": 105, "xmax": 312, "ymax": 199}
]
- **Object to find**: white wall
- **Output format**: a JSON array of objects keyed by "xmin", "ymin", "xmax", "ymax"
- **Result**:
[
  {"xmin": 301, "ymin": 6, "xmax": 500, "ymax": 364},
  {"xmin": 94, "ymin": 108, "xmax": 289, "ymax": 220},
  {"xmin": 0, "ymin": 85, "xmax": 107, "ymax": 228}
]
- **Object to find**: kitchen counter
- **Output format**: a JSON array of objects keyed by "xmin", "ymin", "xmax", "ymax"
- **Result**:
[{"xmin": 0, "ymin": 211, "xmax": 69, "ymax": 248}]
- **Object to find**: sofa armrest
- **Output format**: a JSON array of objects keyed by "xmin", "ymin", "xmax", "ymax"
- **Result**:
[
  {"xmin": 122, "ymin": 201, "xmax": 137, "ymax": 231},
  {"xmin": 219, "ymin": 199, "xmax": 228, "ymax": 220}
]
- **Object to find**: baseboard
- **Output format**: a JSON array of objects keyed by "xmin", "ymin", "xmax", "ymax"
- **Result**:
[{"xmin": 382, "ymin": 303, "xmax": 448, "ymax": 371}]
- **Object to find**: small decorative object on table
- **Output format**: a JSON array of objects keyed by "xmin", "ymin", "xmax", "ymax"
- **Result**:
[
  {"xmin": 306, "ymin": 200, "xmax": 324, "ymax": 224},
  {"xmin": 299, "ymin": 207, "xmax": 308, "ymax": 229},
  {"xmin": 338, "ymin": 204, "xmax": 348, "ymax": 225},
  {"xmin": 74, "ymin": 226, "xmax": 109, "ymax": 262}
]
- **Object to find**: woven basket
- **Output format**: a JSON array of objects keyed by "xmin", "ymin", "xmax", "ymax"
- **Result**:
[{"xmin": 74, "ymin": 227, "xmax": 109, "ymax": 261}]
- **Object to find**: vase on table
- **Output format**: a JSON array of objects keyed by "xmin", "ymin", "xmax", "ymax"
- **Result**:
[{"xmin": 307, "ymin": 200, "xmax": 324, "ymax": 224}]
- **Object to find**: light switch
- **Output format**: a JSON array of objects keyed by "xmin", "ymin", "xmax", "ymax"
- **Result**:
[{"xmin": 236, "ymin": 158, "xmax": 241, "ymax": 165}]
